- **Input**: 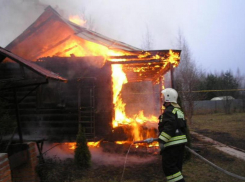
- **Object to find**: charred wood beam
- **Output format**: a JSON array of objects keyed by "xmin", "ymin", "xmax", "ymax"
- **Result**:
[
  {"xmin": 0, "ymin": 47, "xmax": 67, "ymax": 82},
  {"xmin": 151, "ymin": 64, "xmax": 170, "ymax": 84},
  {"xmin": 109, "ymin": 55, "xmax": 150, "ymax": 59},
  {"xmin": 0, "ymin": 53, "xmax": 6, "ymax": 63},
  {"xmin": 14, "ymin": 89, "xmax": 23, "ymax": 143},
  {"xmin": 110, "ymin": 50, "xmax": 180, "ymax": 58},
  {"xmin": 170, "ymin": 64, "xmax": 175, "ymax": 88},
  {"xmin": 0, "ymin": 95, "xmax": 12, "ymax": 102},
  {"xmin": 127, "ymin": 78, "xmax": 153, "ymax": 82},
  {"xmin": 108, "ymin": 59, "xmax": 162, "ymax": 64},
  {"xmin": 0, "ymin": 79, "xmax": 48, "ymax": 91},
  {"xmin": 128, "ymin": 50, "xmax": 180, "ymax": 55},
  {"xmin": 18, "ymin": 84, "xmax": 41, "ymax": 104}
]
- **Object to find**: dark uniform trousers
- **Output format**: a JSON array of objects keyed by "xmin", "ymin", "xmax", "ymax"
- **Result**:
[{"xmin": 162, "ymin": 144, "xmax": 186, "ymax": 182}]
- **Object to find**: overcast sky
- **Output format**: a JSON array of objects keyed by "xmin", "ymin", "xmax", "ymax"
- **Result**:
[{"xmin": 0, "ymin": 0, "xmax": 245, "ymax": 74}]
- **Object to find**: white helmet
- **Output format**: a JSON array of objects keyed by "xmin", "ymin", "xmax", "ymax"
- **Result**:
[{"xmin": 161, "ymin": 88, "xmax": 178, "ymax": 103}]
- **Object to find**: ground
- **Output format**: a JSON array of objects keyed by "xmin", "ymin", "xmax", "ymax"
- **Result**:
[
  {"xmin": 37, "ymin": 113, "xmax": 245, "ymax": 182},
  {"xmin": 191, "ymin": 113, "xmax": 245, "ymax": 150}
]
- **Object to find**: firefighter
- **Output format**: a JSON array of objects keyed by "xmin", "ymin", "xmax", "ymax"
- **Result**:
[{"xmin": 158, "ymin": 88, "xmax": 187, "ymax": 182}]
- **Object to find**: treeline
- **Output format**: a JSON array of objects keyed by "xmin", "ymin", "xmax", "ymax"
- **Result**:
[
  {"xmin": 197, "ymin": 70, "xmax": 242, "ymax": 100},
  {"xmin": 172, "ymin": 34, "xmax": 245, "ymax": 122},
  {"xmin": 173, "ymin": 34, "xmax": 244, "ymax": 101}
]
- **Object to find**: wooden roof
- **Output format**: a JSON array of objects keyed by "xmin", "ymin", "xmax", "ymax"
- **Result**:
[
  {"xmin": 4, "ymin": 6, "xmax": 181, "ymax": 83},
  {"xmin": 0, "ymin": 46, "xmax": 67, "ymax": 82}
]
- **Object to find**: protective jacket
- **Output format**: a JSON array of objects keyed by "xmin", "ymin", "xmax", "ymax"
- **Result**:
[
  {"xmin": 158, "ymin": 104, "xmax": 187, "ymax": 148},
  {"xmin": 158, "ymin": 103, "xmax": 187, "ymax": 182}
]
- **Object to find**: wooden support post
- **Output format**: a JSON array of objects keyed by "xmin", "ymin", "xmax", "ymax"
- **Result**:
[
  {"xmin": 159, "ymin": 78, "xmax": 163, "ymax": 113},
  {"xmin": 170, "ymin": 64, "xmax": 175, "ymax": 89},
  {"xmin": 78, "ymin": 87, "xmax": 81, "ymax": 132},
  {"xmin": 14, "ymin": 89, "xmax": 23, "ymax": 143}
]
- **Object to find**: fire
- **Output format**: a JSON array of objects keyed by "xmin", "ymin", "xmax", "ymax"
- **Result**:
[
  {"xmin": 62, "ymin": 141, "xmax": 101, "ymax": 150},
  {"xmin": 64, "ymin": 142, "xmax": 76, "ymax": 150},
  {"xmin": 115, "ymin": 141, "xmax": 130, "ymax": 145},
  {"xmin": 166, "ymin": 50, "xmax": 180, "ymax": 68},
  {"xmin": 110, "ymin": 50, "xmax": 179, "ymax": 142},
  {"xmin": 111, "ymin": 63, "xmax": 158, "ymax": 140},
  {"xmin": 69, "ymin": 15, "xmax": 86, "ymax": 27},
  {"xmin": 39, "ymin": 36, "xmax": 109, "ymax": 61},
  {"xmin": 33, "ymin": 15, "xmax": 180, "ymax": 143},
  {"xmin": 87, "ymin": 141, "xmax": 101, "ymax": 147}
]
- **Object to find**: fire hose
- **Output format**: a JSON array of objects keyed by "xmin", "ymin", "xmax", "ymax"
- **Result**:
[
  {"xmin": 133, "ymin": 138, "xmax": 245, "ymax": 181},
  {"xmin": 133, "ymin": 138, "xmax": 158, "ymax": 144}
]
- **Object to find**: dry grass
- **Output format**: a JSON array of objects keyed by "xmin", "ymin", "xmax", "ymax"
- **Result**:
[
  {"xmin": 191, "ymin": 113, "xmax": 245, "ymax": 141},
  {"xmin": 184, "ymin": 145, "xmax": 245, "ymax": 182}
]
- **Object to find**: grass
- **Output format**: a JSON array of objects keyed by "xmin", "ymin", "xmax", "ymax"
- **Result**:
[
  {"xmin": 191, "ymin": 113, "xmax": 245, "ymax": 138},
  {"xmin": 184, "ymin": 145, "xmax": 245, "ymax": 182},
  {"xmin": 36, "ymin": 113, "xmax": 245, "ymax": 182},
  {"xmin": 191, "ymin": 113, "xmax": 245, "ymax": 149}
]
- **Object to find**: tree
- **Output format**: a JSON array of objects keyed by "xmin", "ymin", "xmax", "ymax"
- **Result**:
[
  {"xmin": 174, "ymin": 33, "xmax": 204, "ymax": 124},
  {"xmin": 141, "ymin": 26, "xmax": 154, "ymax": 50},
  {"xmin": 203, "ymin": 70, "xmax": 240, "ymax": 114},
  {"xmin": 236, "ymin": 68, "xmax": 245, "ymax": 112},
  {"xmin": 74, "ymin": 128, "xmax": 91, "ymax": 169}
]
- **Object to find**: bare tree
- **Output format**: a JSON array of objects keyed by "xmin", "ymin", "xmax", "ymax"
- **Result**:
[
  {"xmin": 141, "ymin": 26, "xmax": 154, "ymax": 50},
  {"xmin": 174, "ymin": 33, "xmax": 204, "ymax": 124}
]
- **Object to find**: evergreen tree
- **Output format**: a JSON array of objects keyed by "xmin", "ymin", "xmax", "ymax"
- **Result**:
[{"xmin": 74, "ymin": 128, "xmax": 91, "ymax": 169}]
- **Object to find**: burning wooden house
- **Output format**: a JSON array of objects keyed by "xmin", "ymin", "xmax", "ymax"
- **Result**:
[{"xmin": 1, "ymin": 6, "xmax": 181, "ymax": 145}]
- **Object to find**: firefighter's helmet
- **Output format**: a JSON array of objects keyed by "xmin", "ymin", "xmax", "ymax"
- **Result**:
[{"xmin": 161, "ymin": 88, "xmax": 178, "ymax": 103}]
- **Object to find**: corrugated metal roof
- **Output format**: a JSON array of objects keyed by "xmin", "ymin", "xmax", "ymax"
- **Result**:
[{"xmin": 0, "ymin": 47, "xmax": 67, "ymax": 82}]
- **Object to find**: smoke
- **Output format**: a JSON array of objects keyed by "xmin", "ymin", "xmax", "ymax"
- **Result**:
[
  {"xmin": 0, "ymin": 0, "xmax": 176, "ymax": 49},
  {"xmin": 90, "ymin": 147, "xmax": 156, "ymax": 166},
  {"xmin": 122, "ymin": 81, "xmax": 161, "ymax": 118},
  {"xmin": 0, "ymin": 0, "xmax": 46, "ymax": 47},
  {"xmin": 42, "ymin": 143, "xmax": 157, "ymax": 166}
]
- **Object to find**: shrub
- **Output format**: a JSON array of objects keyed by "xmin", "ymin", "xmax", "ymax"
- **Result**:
[{"xmin": 74, "ymin": 128, "xmax": 91, "ymax": 169}]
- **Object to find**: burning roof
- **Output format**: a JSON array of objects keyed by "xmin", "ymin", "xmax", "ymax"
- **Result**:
[
  {"xmin": 5, "ymin": 6, "xmax": 181, "ymax": 83},
  {"xmin": 5, "ymin": 6, "xmax": 140, "ymax": 61}
]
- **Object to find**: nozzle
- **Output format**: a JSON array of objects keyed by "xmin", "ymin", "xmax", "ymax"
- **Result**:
[{"xmin": 134, "ymin": 138, "xmax": 158, "ymax": 144}]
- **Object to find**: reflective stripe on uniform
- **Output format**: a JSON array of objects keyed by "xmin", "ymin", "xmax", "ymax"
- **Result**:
[
  {"xmin": 159, "ymin": 135, "xmax": 168, "ymax": 142},
  {"xmin": 164, "ymin": 135, "xmax": 187, "ymax": 147},
  {"xmin": 159, "ymin": 132, "xmax": 172, "ymax": 142},
  {"xmin": 172, "ymin": 108, "xmax": 185, "ymax": 119},
  {"xmin": 159, "ymin": 115, "xmax": 163, "ymax": 122},
  {"xmin": 167, "ymin": 171, "xmax": 184, "ymax": 182},
  {"xmin": 164, "ymin": 139, "xmax": 187, "ymax": 147},
  {"xmin": 169, "ymin": 135, "xmax": 186, "ymax": 141}
]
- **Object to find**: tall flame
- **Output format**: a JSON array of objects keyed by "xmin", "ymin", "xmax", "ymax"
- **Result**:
[{"xmin": 112, "ymin": 64, "xmax": 128, "ymax": 127}]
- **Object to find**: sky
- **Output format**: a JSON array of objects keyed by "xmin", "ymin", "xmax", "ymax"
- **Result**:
[{"xmin": 0, "ymin": 0, "xmax": 245, "ymax": 74}]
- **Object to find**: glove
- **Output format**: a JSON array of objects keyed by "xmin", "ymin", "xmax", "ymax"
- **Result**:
[{"xmin": 144, "ymin": 138, "xmax": 154, "ymax": 143}]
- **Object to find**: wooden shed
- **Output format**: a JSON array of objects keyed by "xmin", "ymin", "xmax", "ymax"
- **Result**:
[{"xmin": 2, "ymin": 6, "xmax": 181, "ymax": 142}]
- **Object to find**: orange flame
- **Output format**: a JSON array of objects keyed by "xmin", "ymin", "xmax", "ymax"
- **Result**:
[
  {"xmin": 87, "ymin": 141, "xmax": 101, "ymax": 147},
  {"xmin": 69, "ymin": 15, "xmax": 86, "ymax": 27},
  {"xmin": 33, "ymin": 18, "xmax": 179, "ymax": 143},
  {"xmin": 166, "ymin": 50, "xmax": 180, "ymax": 68},
  {"xmin": 63, "ymin": 142, "xmax": 76, "ymax": 150}
]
